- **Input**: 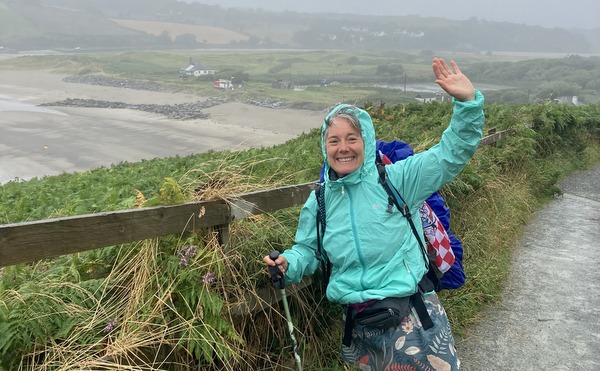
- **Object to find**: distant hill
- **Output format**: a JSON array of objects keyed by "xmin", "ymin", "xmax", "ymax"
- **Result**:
[
  {"xmin": 110, "ymin": 19, "xmax": 249, "ymax": 44},
  {"xmin": 0, "ymin": 0, "xmax": 596, "ymax": 53}
]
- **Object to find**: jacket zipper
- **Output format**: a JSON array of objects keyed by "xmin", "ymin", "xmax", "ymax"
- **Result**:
[
  {"xmin": 405, "ymin": 261, "xmax": 419, "ymax": 288},
  {"xmin": 344, "ymin": 186, "xmax": 368, "ymax": 291}
]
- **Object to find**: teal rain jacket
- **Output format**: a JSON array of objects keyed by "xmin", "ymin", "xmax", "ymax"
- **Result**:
[{"xmin": 282, "ymin": 90, "xmax": 485, "ymax": 305}]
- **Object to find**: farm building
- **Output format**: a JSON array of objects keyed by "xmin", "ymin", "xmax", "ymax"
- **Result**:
[
  {"xmin": 213, "ymin": 79, "xmax": 233, "ymax": 89},
  {"xmin": 414, "ymin": 92, "xmax": 450, "ymax": 103},
  {"xmin": 180, "ymin": 59, "xmax": 215, "ymax": 78},
  {"xmin": 272, "ymin": 79, "xmax": 294, "ymax": 89}
]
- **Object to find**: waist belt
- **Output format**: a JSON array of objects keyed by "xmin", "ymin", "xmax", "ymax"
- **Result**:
[{"xmin": 342, "ymin": 277, "xmax": 434, "ymax": 347}]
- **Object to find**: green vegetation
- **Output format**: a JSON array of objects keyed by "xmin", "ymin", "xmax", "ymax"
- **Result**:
[
  {"xmin": 0, "ymin": 83, "xmax": 598, "ymax": 368},
  {"xmin": 469, "ymin": 54, "xmax": 600, "ymax": 104},
  {"xmin": 1, "ymin": 50, "xmax": 598, "ymax": 107}
]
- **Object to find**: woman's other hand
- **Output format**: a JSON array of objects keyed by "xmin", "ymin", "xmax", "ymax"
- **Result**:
[{"xmin": 263, "ymin": 253, "xmax": 288, "ymax": 274}]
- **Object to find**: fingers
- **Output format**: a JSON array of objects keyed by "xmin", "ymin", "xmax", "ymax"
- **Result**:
[
  {"xmin": 263, "ymin": 254, "xmax": 276, "ymax": 266},
  {"xmin": 450, "ymin": 60, "xmax": 462, "ymax": 75},
  {"xmin": 263, "ymin": 254, "xmax": 288, "ymax": 272},
  {"xmin": 433, "ymin": 58, "xmax": 461, "ymax": 78},
  {"xmin": 432, "ymin": 58, "xmax": 442, "ymax": 77},
  {"xmin": 439, "ymin": 58, "xmax": 451, "ymax": 75},
  {"xmin": 432, "ymin": 58, "xmax": 475, "ymax": 101},
  {"xmin": 432, "ymin": 58, "xmax": 448, "ymax": 76}
]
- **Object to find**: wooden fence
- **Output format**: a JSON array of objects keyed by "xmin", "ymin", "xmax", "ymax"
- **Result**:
[{"xmin": 0, "ymin": 128, "xmax": 511, "ymax": 268}]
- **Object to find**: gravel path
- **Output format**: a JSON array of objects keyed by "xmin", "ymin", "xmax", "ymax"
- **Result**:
[{"xmin": 456, "ymin": 164, "xmax": 600, "ymax": 370}]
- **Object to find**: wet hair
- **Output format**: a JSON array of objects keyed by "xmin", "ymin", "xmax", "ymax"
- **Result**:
[{"xmin": 324, "ymin": 105, "xmax": 362, "ymax": 139}]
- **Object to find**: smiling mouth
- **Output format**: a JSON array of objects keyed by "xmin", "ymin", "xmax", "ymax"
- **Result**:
[{"xmin": 337, "ymin": 156, "xmax": 355, "ymax": 163}]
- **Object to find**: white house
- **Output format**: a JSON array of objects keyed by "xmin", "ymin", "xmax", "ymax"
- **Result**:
[
  {"xmin": 180, "ymin": 60, "xmax": 215, "ymax": 77},
  {"xmin": 554, "ymin": 95, "xmax": 584, "ymax": 106},
  {"xmin": 415, "ymin": 92, "xmax": 450, "ymax": 103}
]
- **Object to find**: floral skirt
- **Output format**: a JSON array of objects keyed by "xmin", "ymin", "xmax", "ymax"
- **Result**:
[{"xmin": 341, "ymin": 292, "xmax": 459, "ymax": 370}]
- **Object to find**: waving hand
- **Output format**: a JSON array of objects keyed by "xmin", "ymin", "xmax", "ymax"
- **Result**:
[{"xmin": 432, "ymin": 58, "xmax": 476, "ymax": 102}]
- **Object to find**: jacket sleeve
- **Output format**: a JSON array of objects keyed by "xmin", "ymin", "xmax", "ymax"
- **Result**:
[
  {"xmin": 388, "ymin": 89, "xmax": 485, "ymax": 207},
  {"xmin": 281, "ymin": 192, "xmax": 321, "ymax": 284}
]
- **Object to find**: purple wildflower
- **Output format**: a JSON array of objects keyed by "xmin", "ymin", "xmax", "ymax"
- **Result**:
[
  {"xmin": 203, "ymin": 272, "xmax": 215, "ymax": 283},
  {"xmin": 103, "ymin": 320, "xmax": 117, "ymax": 334},
  {"xmin": 177, "ymin": 244, "xmax": 198, "ymax": 267}
]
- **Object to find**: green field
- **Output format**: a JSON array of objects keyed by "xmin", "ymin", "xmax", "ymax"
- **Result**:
[{"xmin": 3, "ymin": 49, "xmax": 596, "ymax": 108}]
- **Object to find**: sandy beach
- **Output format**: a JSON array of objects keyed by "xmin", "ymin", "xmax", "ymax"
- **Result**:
[{"xmin": 0, "ymin": 69, "xmax": 325, "ymax": 184}]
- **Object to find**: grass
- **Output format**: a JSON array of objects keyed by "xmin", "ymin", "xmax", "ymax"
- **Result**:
[
  {"xmin": 439, "ymin": 171, "xmax": 537, "ymax": 336},
  {"xmin": 2, "ymin": 132, "xmax": 597, "ymax": 369}
]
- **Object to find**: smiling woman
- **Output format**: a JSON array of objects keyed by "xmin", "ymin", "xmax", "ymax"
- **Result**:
[
  {"xmin": 110, "ymin": 19, "xmax": 249, "ymax": 44},
  {"xmin": 264, "ymin": 58, "xmax": 486, "ymax": 370},
  {"xmin": 324, "ymin": 107, "xmax": 365, "ymax": 177}
]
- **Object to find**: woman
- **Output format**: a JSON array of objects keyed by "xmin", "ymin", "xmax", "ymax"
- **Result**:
[{"xmin": 264, "ymin": 58, "xmax": 484, "ymax": 370}]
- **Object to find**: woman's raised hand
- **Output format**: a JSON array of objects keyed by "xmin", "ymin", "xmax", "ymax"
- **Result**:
[{"xmin": 432, "ymin": 58, "xmax": 476, "ymax": 102}]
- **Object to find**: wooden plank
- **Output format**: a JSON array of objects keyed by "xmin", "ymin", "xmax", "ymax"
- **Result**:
[
  {"xmin": 228, "ymin": 182, "xmax": 315, "ymax": 219},
  {"xmin": 480, "ymin": 128, "xmax": 514, "ymax": 146},
  {"xmin": 0, "ymin": 182, "xmax": 315, "ymax": 267},
  {"xmin": 0, "ymin": 201, "xmax": 229, "ymax": 267}
]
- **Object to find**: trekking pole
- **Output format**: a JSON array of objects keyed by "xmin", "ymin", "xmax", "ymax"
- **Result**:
[{"xmin": 268, "ymin": 250, "xmax": 303, "ymax": 371}]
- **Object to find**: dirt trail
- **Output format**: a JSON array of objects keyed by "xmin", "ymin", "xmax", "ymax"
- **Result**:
[{"xmin": 456, "ymin": 164, "xmax": 600, "ymax": 370}]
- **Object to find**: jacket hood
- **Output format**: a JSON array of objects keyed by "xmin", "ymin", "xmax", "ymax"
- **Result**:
[{"xmin": 321, "ymin": 104, "xmax": 377, "ymax": 182}]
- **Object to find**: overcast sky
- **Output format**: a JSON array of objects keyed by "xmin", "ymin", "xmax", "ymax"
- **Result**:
[{"xmin": 183, "ymin": 0, "xmax": 599, "ymax": 30}]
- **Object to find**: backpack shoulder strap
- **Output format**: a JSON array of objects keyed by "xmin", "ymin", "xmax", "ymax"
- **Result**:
[
  {"xmin": 314, "ymin": 184, "xmax": 331, "ymax": 289},
  {"xmin": 375, "ymin": 160, "xmax": 431, "ymax": 273},
  {"xmin": 375, "ymin": 159, "xmax": 438, "ymax": 327}
]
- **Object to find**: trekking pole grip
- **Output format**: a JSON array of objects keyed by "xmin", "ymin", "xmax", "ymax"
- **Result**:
[
  {"xmin": 269, "ymin": 250, "xmax": 280, "ymax": 261},
  {"xmin": 268, "ymin": 250, "xmax": 285, "ymax": 289}
]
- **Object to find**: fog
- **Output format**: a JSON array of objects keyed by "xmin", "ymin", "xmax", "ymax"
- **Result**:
[{"xmin": 182, "ymin": 0, "xmax": 599, "ymax": 30}]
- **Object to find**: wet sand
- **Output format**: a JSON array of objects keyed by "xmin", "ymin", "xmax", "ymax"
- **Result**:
[{"xmin": 0, "ymin": 69, "xmax": 325, "ymax": 183}]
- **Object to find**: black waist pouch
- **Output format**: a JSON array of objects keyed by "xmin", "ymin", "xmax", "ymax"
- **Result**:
[
  {"xmin": 342, "ymin": 291, "xmax": 433, "ymax": 347},
  {"xmin": 354, "ymin": 297, "xmax": 411, "ymax": 329}
]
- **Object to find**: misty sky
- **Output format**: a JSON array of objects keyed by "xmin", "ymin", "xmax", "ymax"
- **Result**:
[{"xmin": 183, "ymin": 0, "xmax": 599, "ymax": 30}]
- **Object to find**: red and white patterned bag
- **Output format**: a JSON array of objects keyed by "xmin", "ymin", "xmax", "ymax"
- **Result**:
[{"xmin": 418, "ymin": 202, "xmax": 455, "ymax": 273}]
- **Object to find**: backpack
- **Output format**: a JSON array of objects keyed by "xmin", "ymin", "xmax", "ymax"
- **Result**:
[{"xmin": 316, "ymin": 139, "xmax": 466, "ymax": 292}]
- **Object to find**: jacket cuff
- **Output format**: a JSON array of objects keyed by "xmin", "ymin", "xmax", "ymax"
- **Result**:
[{"xmin": 452, "ymin": 89, "xmax": 484, "ymax": 108}]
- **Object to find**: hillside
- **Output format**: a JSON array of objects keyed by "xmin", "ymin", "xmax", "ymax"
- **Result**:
[
  {"xmin": 0, "ymin": 0, "xmax": 597, "ymax": 53},
  {"xmin": 110, "ymin": 19, "xmax": 249, "ymax": 44}
]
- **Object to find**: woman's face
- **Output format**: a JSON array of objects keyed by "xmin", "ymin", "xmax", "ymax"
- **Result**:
[{"xmin": 325, "ymin": 116, "xmax": 364, "ymax": 177}]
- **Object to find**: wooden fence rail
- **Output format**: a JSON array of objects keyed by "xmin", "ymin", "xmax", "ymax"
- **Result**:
[
  {"xmin": 0, "ymin": 183, "xmax": 313, "ymax": 267},
  {"xmin": 0, "ymin": 128, "xmax": 510, "ymax": 268}
]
